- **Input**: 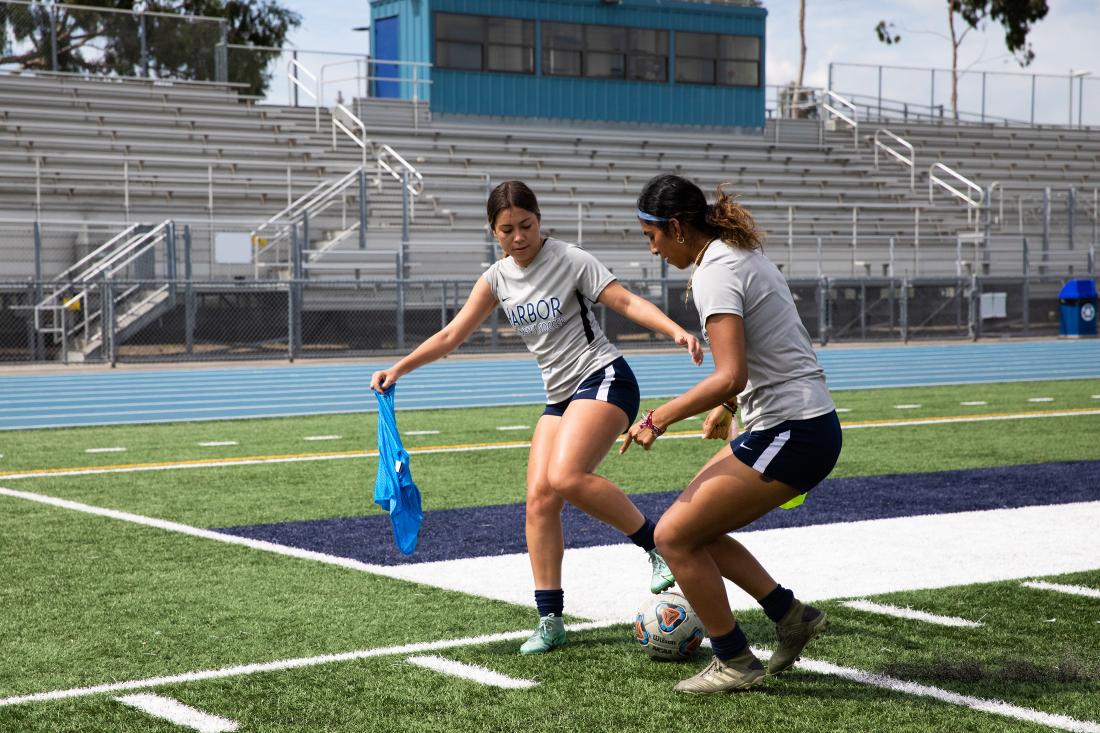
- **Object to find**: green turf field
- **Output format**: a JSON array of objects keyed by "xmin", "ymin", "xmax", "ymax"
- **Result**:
[{"xmin": 1, "ymin": 378, "xmax": 1098, "ymax": 732}]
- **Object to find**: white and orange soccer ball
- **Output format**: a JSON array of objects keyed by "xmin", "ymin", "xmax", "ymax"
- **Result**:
[{"xmin": 633, "ymin": 591, "xmax": 705, "ymax": 661}]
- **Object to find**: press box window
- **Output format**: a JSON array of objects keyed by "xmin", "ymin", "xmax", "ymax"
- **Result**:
[
  {"xmin": 435, "ymin": 13, "xmax": 534, "ymax": 74},
  {"xmin": 675, "ymin": 32, "xmax": 760, "ymax": 87},
  {"xmin": 543, "ymin": 23, "xmax": 667, "ymax": 82}
]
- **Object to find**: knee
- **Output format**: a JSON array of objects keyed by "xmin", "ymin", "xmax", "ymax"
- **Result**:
[
  {"xmin": 546, "ymin": 465, "xmax": 586, "ymax": 501},
  {"xmin": 654, "ymin": 518, "xmax": 688, "ymax": 557},
  {"xmin": 526, "ymin": 481, "xmax": 563, "ymax": 519}
]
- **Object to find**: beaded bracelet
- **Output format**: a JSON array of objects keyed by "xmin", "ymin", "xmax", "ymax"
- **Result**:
[
  {"xmin": 721, "ymin": 401, "xmax": 737, "ymax": 416},
  {"xmin": 639, "ymin": 409, "xmax": 665, "ymax": 437}
]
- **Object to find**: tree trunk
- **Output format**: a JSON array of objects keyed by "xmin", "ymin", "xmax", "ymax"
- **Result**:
[
  {"xmin": 948, "ymin": 0, "xmax": 959, "ymax": 121},
  {"xmin": 798, "ymin": 0, "xmax": 806, "ymax": 89}
]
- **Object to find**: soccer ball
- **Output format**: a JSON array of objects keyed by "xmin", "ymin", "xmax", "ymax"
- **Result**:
[{"xmin": 633, "ymin": 591, "xmax": 705, "ymax": 661}]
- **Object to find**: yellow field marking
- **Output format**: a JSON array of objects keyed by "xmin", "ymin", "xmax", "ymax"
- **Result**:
[{"xmin": 1, "ymin": 407, "xmax": 1098, "ymax": 481}]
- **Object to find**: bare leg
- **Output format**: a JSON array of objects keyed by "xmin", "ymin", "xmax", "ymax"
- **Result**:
[
  {"xmin": 654, "ymin": 445, "xmax": 801, "ymax": 635},
  {"xmin": 526, "ymin": 414, "xmax": 565, "ymax": 589},
  {"xmin": 545, "ymin": 399, "xmax": 645, "ymax": 535}
]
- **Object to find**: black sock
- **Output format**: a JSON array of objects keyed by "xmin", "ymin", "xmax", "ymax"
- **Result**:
[
  {"xmin": 760, "ymin": 584, "xmax": 795, "ymax": 623},
  {"xmin": 710, "ymin": 624, "xmax": 749, "ymax": 661},
  {"xmin": 627, "ymin": 517, "xmax": 657, "ymax": 552},
  {"xmin": 534, "ymin": 589, "xmax": 564, "ymax": 618}
]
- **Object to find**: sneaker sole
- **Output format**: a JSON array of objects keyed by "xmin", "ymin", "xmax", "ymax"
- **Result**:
[
  {"xmin": 650, "ymin": 578, "xmax": 676, "ymax": 593},
  {"xmin": 767, "ymin": 614, "xmax": 830, "ymax": 676}
]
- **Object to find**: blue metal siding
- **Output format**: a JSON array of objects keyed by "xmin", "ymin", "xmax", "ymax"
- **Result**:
[{"xmin": 370, "ymin": 0, "xmax": 766, "ymax": 126}]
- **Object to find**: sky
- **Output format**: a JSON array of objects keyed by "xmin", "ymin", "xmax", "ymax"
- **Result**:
[{"xmin": 273, "ymin": 1, "xmax": 1100, "ymax": 123}]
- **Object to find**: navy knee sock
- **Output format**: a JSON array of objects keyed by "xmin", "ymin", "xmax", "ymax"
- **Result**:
[
  {"xmin": 710, "ymin": 624, "xmax": 749, "ymax": 661},
  {"xmin": 627, "ymin": 517, "xmax": 657, "ymax": 552},
  {"xmin": 534, "ymin": 589, "xmax": 564, "ymax": 619},
  {"xmin": 760, "ymin": 584, "xmax": 795, "ymax": 623}
]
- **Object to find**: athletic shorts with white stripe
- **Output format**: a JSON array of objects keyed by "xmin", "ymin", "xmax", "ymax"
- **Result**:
[
  {"xmin": 730, "ymin": 411, "xmax": 842, "ymax": 492},
  {"xmin": 542, "ymin": 356, "xmax": 640, "ymax": 427}
]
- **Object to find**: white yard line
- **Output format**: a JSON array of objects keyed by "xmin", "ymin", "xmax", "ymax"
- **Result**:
[
  {"xmin": 85, "ymin": 447, "xmax": 127, "ymax": 454},
  {"xmin": 840, "ymin": 599, "xmax": 983, "ymax": 628},
  {"xmin": 783, "ymin": 653, "xmax": 1100, "ymax": 733},
  {"xmin": 495, "ymin": 425, "xmax": 530, "ymax": 431},
  {"xmin": 960, "ymin": 401, "xmax": 988, "ymax": 406},
  {"xmin": 894, "ymin": 404, "xmax": 922, "ymax": 409},
  {"xmin": 835, "ymin": 408, "xmax": 851, "ymax": 413},
  {"xmin": 302, "ymin": 435, "xmax": 342, "ymax": 442},
  {"xmin": 1028, "ymin": 397, "xmax": 1054, "ymax": 403},
  {"xmin": 115, "ymin": 694, "xmax": 238, "ymax": 732},
  {"xmin": 404, "ymin": 430, "xmax": 440, "ymax": 436},
  {"xmin": 405, "ymin": 655, "xmax": 537, "ymax": 689},
  {"xmin": 197, "ymin": 441, "xmax": 238, "ymax": 447},
  {"xmin": 1021, "ymin": 580, "xmax": 1100, "ymax": 599},
  {"xmin": 0, "ymin": 621, "xmax": 616, "ymax": 707}
]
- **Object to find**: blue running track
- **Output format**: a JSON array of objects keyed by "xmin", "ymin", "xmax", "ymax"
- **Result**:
[{"xmin": 1, "ymin": 340, "xmax": 1098, "ymax": 430}]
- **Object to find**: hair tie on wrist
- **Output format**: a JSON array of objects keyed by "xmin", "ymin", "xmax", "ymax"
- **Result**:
[{"xmin": 639, "ymin": 409, "xmax": 665, "ymax": 437}]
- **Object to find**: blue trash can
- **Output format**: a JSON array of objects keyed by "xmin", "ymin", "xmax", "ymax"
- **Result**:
[{"xmin": 1058, "ymin": 279, "xmax": 1098, "ymax": 338}]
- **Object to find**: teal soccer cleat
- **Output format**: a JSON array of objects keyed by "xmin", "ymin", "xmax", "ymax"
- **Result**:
[
  {"xmin": 648, "ymin": 549, "xmax": 676, "ymax": 593},
  {"xmin": 519, "ymin": 614, "xmax": 567, "ymax": 655}
]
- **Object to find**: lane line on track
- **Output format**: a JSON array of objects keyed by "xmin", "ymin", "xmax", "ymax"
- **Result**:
[{"xmin": 2, "ymin": 408, "xmax": 1099, "ymax": 481}]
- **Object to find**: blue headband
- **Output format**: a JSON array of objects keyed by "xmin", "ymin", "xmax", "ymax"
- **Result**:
[{"xmin": 636, "ymin": 209, "xmax": 669, "ymax": 223}]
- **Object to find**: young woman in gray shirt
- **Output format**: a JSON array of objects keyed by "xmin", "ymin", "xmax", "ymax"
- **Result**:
[
  {"xmin": 371, "ymin": 180, "xmax": 703, "ymax": 655},
  {"xmin": 623, "ymin": 174, "xmax": 842, "ymax": 694}
]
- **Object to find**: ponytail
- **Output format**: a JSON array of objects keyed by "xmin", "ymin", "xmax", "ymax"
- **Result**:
[
  {"xmin": 706, "ymin": 183, "xmax": 764, "ymax": 252},
  {"xmin": 637, "ymin": 174, "xmax": 763, "ymax": 252}
]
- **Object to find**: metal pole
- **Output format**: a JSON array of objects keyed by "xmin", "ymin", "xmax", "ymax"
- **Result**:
[
  {"xmin": 401, "ymin": 171, "xmax": 410, "ymax": 243},
  {"xmin": 49, "ymin": 4, "xmax": 58, "ymax": 71},
  {"xmin": 1022, "ymin": 237, "xmax": 1031, "ymax": 335},
  {"xmin": 577, "ymin": 202, "xmax": 583, "ymax": 245},
  {"xmin": 955, "ymin": 235, "xmax": 962, "ymax": 278},
  {"xmin": 166, "ymin": 221, "xmax": 177, "ymax": 308},
  {"xmin": 888, "ymin": 236, "xmax": 895, "ymax": 277},
  {"xmin": 900, "ymin": 277, "xmax": 909, "ymax": 343},
  {"xmin": 138, "ymin": 11, "xmax": 149, "ymax": 78},
  {"xmin": 33, "ymin": 222, "xmax": 44, "ymax": 360},
  {"xmin": 35, "ymin": 157, "xmax": 41, "ymax": 218},
  {"xmin": 914, "ymin": 208, "xmax": 920, "ymax": 276},
  {"xmin": 1068, "ymin": 186, "xmax": 1076, "ymax": 250},
  {"xmin": 123, "ymin": 161, "xmax": 130, "ymax": 223},
  {"xmin": 877, "ymin": 65, "xmax": 882, "ymax": 119},
  {"xmin": 184, "ymin": 225, "xmax": 194, "ymax": 356},
  {"xmin": 292, "ymin": 50, "xmax": 300, "ymax": 107},
  {"xmin": 851, "ymin": 207, "xmax": 858, "ymax": 276},
  {"xmin": 787, "ymin": 206, "xmax": 793, "ymax": 274},
  {"xmin": 969, "ymin": 274, "xmax": 979, "ymax": 341},
  {"xmin": 358, "ymin": 169, "xmax": 368, "ymax": 251},
  {"xmin": 816, "ymin": 236, "xmax": 823, "ymax": 278},
  {"xmin": 1042, "ymin": 187, "xmax": 1050, "ymax": 275},
  {"xmin": 289, "ymin": 223, "xmax": 301, "ymax": 361},
  {"xmin": 981, "ymin": 72, "xmax": 986, "ymax": 122},
  {"xmin": 860, "ymin": 281, "xmax": 866, "ymax": 339},
  {"xmin": 396, "ymin": 250, "xmax": 406, "ymax": 351},
  {"xmin": 103, "ymin": 274, "xmax": 115, "ymax": 367},
  {"xmin": 817, "ymin": 277, "xmax": 829, "ymax": 345},
  {"xmin": 1068, "ymin": 73, "xmax": 1074, "ymax": 127}
]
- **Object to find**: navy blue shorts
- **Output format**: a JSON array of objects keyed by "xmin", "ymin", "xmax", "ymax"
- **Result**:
[
  {"xmin": 543, "ymin": 356, "xmax": 640, "ymax": 427},
  {"xmin": 730, "ymin": 410, "xmax": 842, "ymax": 492}
]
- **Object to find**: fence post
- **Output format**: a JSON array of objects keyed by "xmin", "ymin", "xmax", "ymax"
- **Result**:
[
  {"xmin": 968, "ymin": 274, "xmax": 980, "ymax": 341},
  {"xmin": 396, "ymin": 250, "xmax": 406, "ymax": 351},
  {"xmin": 816, "ymin": 236, "xmax": 823, "ymax": 278},
  {"xmin": 900, "ymin": 277, "xmax": 909, "ymax": 343},
  {"xmin": 358, "ymin": 168, "xmax": 368, "ymax": 251},
  {"xmin": 817, "ymin": 277, "xmax": 829, "ymax": 346},
  {"xmin": 401, "ymin": 171, "xmax": 410, "ymax": 243},
  {"xmin": 184, "ymin": 225, "xmax": 194, "ymax": 356},
  {"xmin": 138, "ymin": 10, "xmax": 149, "ymax": 77},
  {"xmin": 215, "ymin": 21, "xmax": 228, "ymax": 83},
  {"xmin": 288, "ymin": 223, "xmax": 302, "ymax": 361},
  {"xmin": 49, "ymin": 4, "xmax": 58, "ymax": 71},
  {"xmin": 166, "ymin": 222, "xmax": 177, "ymax": 308},
  {"xmin": 1068, "ymin": 186, "xmax": 1076, "ymax": 250},
  {"xmin": 1022, "ymin": 237, "xmax": 1031, "ymax": 336},
  {"xmin": 103, "ymin": 275, "xmax": 116, "ymax": 367},
  {"xmin": 1042, "ymin": 187, "xmax": 1050, "ymax": 275},
  {"xmin": 301, "ymin": 209, "xmax": 310, "ymax": 280}
]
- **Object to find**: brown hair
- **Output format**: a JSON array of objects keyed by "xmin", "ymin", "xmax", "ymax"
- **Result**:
[
  {"xmin": 636, "ymin": 174, "xmax": 763, "ymax": 251},
  {"xmin": 486, "ymin": 180, "xmax": 541, "ymax": 228}
]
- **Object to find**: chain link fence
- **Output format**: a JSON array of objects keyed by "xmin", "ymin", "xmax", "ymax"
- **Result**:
[{"xmin": 0, "ymin": 273, "xmax": 1082, "ymax": 365}]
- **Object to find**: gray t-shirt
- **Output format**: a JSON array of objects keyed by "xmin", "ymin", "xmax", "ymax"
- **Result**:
[
  {"xmin": 691, "ymin": 240, "xmax": 835, "ymax": 430},
  {"xmin": 482, "ymin": 237, "xmax": 621, "ymax": 403}
]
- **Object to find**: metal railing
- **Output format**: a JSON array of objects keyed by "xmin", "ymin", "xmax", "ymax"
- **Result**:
[
  {"xmin": 822, "ymin": 90, "xmax": 858, "ymax": 147},
  {"xmin": 331, "ymin": 102, "xmax": 371, "ymax": 168},
  {"xmin": 929, "ymin": 162, "xmax": 983, "ymax": 227},
  {"xmin": 873, "ymin": 128, "xmax": 915, "ymax": 190},
  {"xmin": 288, "ymin": 58, "xmax": 320, "ymax": 131},
  {"xmin": 376, "ymin": 144, "xmax": 424, "ymax": 197}
]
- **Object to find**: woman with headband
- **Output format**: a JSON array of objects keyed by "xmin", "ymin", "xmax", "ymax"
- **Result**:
[
  {"xmin": 622, "ymin": 174, "xmax": 841, "ymax": 693},
  {"xmin": 372, "ymin": 180, "xmax": 704, "ymax": 655}
]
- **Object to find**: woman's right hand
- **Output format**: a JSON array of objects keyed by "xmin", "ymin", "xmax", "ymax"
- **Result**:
[
  {"xmin": 370, "ymin": 368, "xmax": 401, "ymax": 392},
  {"xmin": 701, "ymin": 405, "xmax": 735, "ymax": 440}
]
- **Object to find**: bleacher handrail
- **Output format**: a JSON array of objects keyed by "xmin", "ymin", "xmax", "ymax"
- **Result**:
[
  {"xmin": 376, "ymin": 144, "xmax": 424, "ymax": 197},
  {"xmin": 331, "ymin": 103, "xmax": 372, "ymax": 167},
  {"xmin": 287, "ymin": 58, "xmax": 320, "ymax": 131},
  {"xmin": 873, "ymin": 128, "xmax": 915, "ymax": 190},
  {"xmin": 822, "ymin": 89, "xmax": 858, "ymax": 147},
  {"xmin": 928, "ymin": 162, "xmax": 983, "ymax": 209}
]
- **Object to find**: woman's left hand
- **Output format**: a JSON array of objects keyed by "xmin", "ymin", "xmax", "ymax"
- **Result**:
[
  {"xmin": 620, "ymin": 420, "xmax": 658, "ymax": 454},
  {"xmin": 674, "ymin": 330, "xmax": 704, "ymax": 366}
]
